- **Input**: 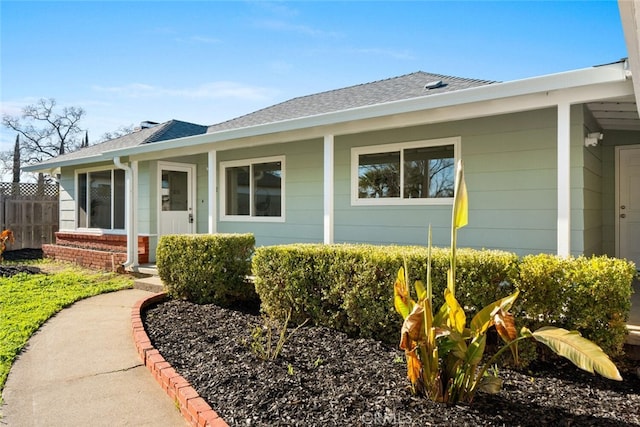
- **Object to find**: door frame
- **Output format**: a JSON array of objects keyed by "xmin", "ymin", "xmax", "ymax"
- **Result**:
[
  {"xmin": 615, "ymin": 144, "xmax": 640, "ymax": 259},
  {"xmin": 157, "ymin": 161, "xmax": 197, "ymax": 236}
]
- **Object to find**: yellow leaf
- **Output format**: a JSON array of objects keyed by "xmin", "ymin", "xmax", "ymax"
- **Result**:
[
  {"xmin": 394, "ymin": 267, "xmax": 413, "ymax": 319},
  {"xmin": 453, "ymin": 160, "xmax": 468, "ymax": 230},
  {"xmin": 415, "ymin": 280, "xmax": 427, "ymax": 301},
  {"xmin": 406, "ymin": 349, "xmax": 423, "ymax": 388},
  {"xmin": 444, "ymin": 288, "xmax": 466, "ymax": 334},
  {"xmin": 532, "ymin": 327, "xmax": 622, "ymax": 381}
]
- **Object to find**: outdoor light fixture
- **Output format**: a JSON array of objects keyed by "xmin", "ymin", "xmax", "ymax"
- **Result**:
[{"xmin": 584, "ymin": 132, "xmax": 603, "ymax": 147}]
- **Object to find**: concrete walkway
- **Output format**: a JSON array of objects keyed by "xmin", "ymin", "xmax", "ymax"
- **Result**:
[{"xmin": 1, "ymin": 289, "xmax": 186, "ymax": 426}]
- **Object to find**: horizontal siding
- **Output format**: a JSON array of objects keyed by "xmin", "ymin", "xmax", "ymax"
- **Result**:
[
  {"xmin": 217, "ymin": 138, "xmax": 324, "ymax": 246},
  {"xmin": 58, "ymin": 171, "xmax": 75, "ymax": 230},
  {"xmin": 333, "ymin": 108, "xmax": 569, "ymax": 255}
]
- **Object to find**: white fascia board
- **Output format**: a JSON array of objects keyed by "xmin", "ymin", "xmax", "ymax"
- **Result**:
[
  {"xmin": 102, "ymin": 63, "xmax": 628, "ymax": 159},
  {"xmin": 619, "ymin": 0, "xmax": 640, "ymax": 114},
  {"xmin": 21, "ymin": 154, "xmax": 106, "ymax": 172}
]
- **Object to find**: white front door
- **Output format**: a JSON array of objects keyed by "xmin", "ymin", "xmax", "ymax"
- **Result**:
[
  {"xmin": 159, "ymin": 162, "xmax": 195, "ymax": 236},
  {"xmin": 618, "ymin": 146, "xmax": 640, "ymax": 266}
]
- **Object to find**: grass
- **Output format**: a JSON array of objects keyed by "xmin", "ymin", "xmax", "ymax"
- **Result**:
[{"xmin": 0, "ymin": 261, "xmax": 133, "ymax": 394}]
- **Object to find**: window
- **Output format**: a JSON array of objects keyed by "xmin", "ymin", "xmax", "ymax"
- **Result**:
[
  {"xmin": 352, "ymin": 137, "xmax": 459, "ymax": 205},
  {"xmin": 77, "ymin": 169, "xmax": 125, "ymax": 229},
  {"xmin": 221, "ymin": 156, "xmax": 284, "ymax": 221}
]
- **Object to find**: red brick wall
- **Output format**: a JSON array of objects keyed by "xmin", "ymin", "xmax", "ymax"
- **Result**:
[{"xmin": 43, "ymin": 232, "xmax": 150, "ymax": 271}]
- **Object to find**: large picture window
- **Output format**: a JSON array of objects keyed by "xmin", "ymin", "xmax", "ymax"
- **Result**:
[
  {"xmin": 351, "ymin": 137, "xmax": 459, "ymax": 205},
  {"xmin": 77, "ymin": 169, "xmax": 125, "ymax": 229},
  {"xmin": 221, "ymin": 156, "xmax": 284, "ymax": 221}
]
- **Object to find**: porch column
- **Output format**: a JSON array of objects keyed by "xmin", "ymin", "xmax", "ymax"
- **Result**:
[
  {"xmin": 324, "ymin": 134, "xmax": 334, "ymax": 244},
  {"xmin": 557, "ymin": 103, "xmax": 571, "ymax": 257},
  {"xmin": 208, "ymin": 150, "xmax": 217, "ymax": 234},
  {"xmin": 131, "ymin": 160, "xmax": 139, "ymax": 266}
]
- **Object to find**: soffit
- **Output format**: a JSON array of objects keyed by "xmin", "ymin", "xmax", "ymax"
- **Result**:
[{"xmin": 586, "ymin": 95, "xmax": 640, "ymax": 131}]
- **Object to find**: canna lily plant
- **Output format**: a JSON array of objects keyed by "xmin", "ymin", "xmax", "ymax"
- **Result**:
[{"xmin": 394, "ymin": 160, "xmax": 621, "ymax": 403}]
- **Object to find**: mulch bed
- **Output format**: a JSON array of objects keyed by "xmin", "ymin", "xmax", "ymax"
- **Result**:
[
  {"xmin": 0, "ymin": 249, "xmax": 43, "ymax": 277},
  {"xmin": 143, "ymin": 299, "xmax": 640, "ymax": 427}
]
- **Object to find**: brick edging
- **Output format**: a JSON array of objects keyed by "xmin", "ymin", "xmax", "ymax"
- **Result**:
[{"xmin": 131, "ymin": 293, "xmax": 229, "ymax": 427}]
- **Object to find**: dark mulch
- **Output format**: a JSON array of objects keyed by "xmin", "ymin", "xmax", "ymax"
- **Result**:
[
  {"xmin": 143, "ymin": 299, "xmax": 640, "ymax": 427},
  {"xmin": 2, "ymin": 248, "xmax": 43, "ymax": 261},
  {"xmin": 0, "ymin": 249, "xmax": 43, "ymax": 277}
]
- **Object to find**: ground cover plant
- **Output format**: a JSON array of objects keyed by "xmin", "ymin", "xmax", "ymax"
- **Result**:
[{"xmin": 0, "ymin": 253, "xmax": 133, "ymax": 393}]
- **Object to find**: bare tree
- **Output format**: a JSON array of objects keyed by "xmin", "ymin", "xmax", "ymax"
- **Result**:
[
  {"xmin": 100, "ymin": 124, "xmax": 135, "ymax": 142},
  {"xmin": 2, "ymin": 98, "xmax": 85, "ymax": 166}
]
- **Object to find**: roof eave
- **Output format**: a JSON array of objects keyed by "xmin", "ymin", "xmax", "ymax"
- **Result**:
[
  {"xmin": 619, "ymin": 0, "xmax": 640, "ymax": 115},
  {"xmin": 22, "ymin": 154, "xmax": 107, "ymax": 173},
  {"xmin": 27, "ymin": 62, "xmax": 629, "ymax": 169},
  {"xmin": 103, "ymin": 63, "xmax": 627, "ymax": 158}
]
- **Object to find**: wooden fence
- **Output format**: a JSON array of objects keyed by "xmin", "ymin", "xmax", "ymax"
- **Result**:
[{"xmin": 0, "ymin": 183, "xmax": 59, "ymax": 250}]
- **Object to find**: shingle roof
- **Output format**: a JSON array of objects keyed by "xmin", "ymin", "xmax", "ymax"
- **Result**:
[
  {"xmin": 36, "ymin": 120, "xmax": 208, "ymax": 166},
  {"xmin": 207, "ymin": 71, "xmax": 496, "ymax": 133}
]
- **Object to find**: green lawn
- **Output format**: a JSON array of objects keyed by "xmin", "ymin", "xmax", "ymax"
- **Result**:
[{"xmin": 0, "ymin": 263, "xmax": 133, "ymax": 394}]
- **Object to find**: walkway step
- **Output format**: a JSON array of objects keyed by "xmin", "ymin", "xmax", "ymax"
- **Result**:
[{"xmin": 134, "ymin": 276, "xmax": 165, "ymax": 293}]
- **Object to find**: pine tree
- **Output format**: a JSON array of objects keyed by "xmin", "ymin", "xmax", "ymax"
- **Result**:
[{"xmin": 12, "ymin": 134, "xmax": 20, "ymax": 183}]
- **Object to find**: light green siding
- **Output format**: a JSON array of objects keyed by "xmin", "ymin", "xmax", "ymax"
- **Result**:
[
  {"xmin": 216, "ymin": 138, "xmax": 324, "ymax": 247},
  {"xmin": 334, "ymin": 108, "xmax": 568, "ymax": 255},
  {"xmin": 58, "ymin": 170, "xmax": 75, "ymax": 230}
]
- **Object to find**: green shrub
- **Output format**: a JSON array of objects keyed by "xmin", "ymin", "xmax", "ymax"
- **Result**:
[
  {"xmin": 252, "ymin": 244, "xmax": 518, "ymax": 345},
  {"xmin": 157, "ymin": 233, "xmax": 255, "ymax": 305},
  {"xmin": 515, "ymin": 254, "xmax": 635, "ymax": 357},
  {"xmin": 253, "ymin": 244, "xmax": 634, "ymax": 359}
]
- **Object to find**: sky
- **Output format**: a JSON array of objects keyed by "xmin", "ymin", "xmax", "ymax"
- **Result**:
[{"xmin": 0, "ymin": 0, "xmax": 629, "ymax": 160}]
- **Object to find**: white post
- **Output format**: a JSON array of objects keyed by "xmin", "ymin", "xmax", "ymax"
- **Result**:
[
  {"xmin": 324, "ymin": 135, "xmax": 334, "ymax": 244},
  {"xmin": 208, "ymin": 150, "xmax": 217, "ymax": 234},
  {"xmin": 557, "ymin": 103, "xmax": 571, "ymax": 257},
  {"xmin": 131, "ymin": 160, "xmax": 139, "ymax": 266}
]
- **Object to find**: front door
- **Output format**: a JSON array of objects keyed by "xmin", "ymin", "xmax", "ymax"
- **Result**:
[
  {"xmin": 159, "ymin": 162, "xmax": 195, "ymax": 236},
  {"xmin": 618, "ymin": 146, "xmax": 640, "ymax": 266}
]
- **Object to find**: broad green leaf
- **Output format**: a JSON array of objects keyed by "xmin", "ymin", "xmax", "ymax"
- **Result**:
[
  {"xmin": 531, "ymin": 326, "xmax": 622, "ymax": 381},
  {"xmin": 465, "ymin": 335, "xmax": 486, "ymax": 366},
  {"xmin": 444, "ymin": 288, "xmax": 466, "ymax": 334},
  {"xmin": 477, "ymin": 375, "xmax": 503, "ymax": 395},
  {"xmin": 470, "ymin": 290, "xmax": 520, "ymax": 336},
  {"xmin": 447, "ymin": 329, "xmax": 468, "ymax": 360}
]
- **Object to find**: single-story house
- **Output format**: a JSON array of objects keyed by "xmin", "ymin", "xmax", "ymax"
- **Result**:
[{"xmin": 24, "ymin": 2, "xmax": 640, "ymax": 271}]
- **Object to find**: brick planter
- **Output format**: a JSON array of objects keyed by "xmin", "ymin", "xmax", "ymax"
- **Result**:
[{"xmin": 43, "ymin": 232, "xmax": 149, "ymax": 271}]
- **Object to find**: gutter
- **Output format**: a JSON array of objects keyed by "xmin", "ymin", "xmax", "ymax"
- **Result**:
[{"xmin": 113, "ymin": 156, "xmax": 137, "ymax": 270}]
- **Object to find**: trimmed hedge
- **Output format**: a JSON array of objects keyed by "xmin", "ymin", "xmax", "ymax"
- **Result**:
[
  {"xmin": 252, "ymin": 244, "xmax": 519, "ymax": 345},
  {"xmin": 157, "ymin": 233, "xmax": 256, "ymax": 305},
  {"xmin": 515, "ymin": 254, "xmax": 635, "ymax": 357},
  {"xmin": 252, "ymin": 244, "xmax": 635, "ymax": 357}
]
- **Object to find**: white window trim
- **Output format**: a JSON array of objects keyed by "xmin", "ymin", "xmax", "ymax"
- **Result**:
[
  {"xmin": 75, "ymin": 166, "xmax": 126, "ymax": 232},
  {"xmin": 351, "ymin": 137, "xmax": 461, "ymax": 206},
  {"xmin": 220, "ymin": 155, "xmax": 286, "ymax": 223}
]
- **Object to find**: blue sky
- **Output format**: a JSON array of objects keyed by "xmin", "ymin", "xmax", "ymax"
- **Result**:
[{"xmin": 0, "ymin": 1, "xmax": 628, "ymax": 154}]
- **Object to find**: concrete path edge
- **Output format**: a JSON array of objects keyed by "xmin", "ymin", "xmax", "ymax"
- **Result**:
[{"xmin": 131, "ymin": 293, "xmax": 229, "ymax": 427}]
